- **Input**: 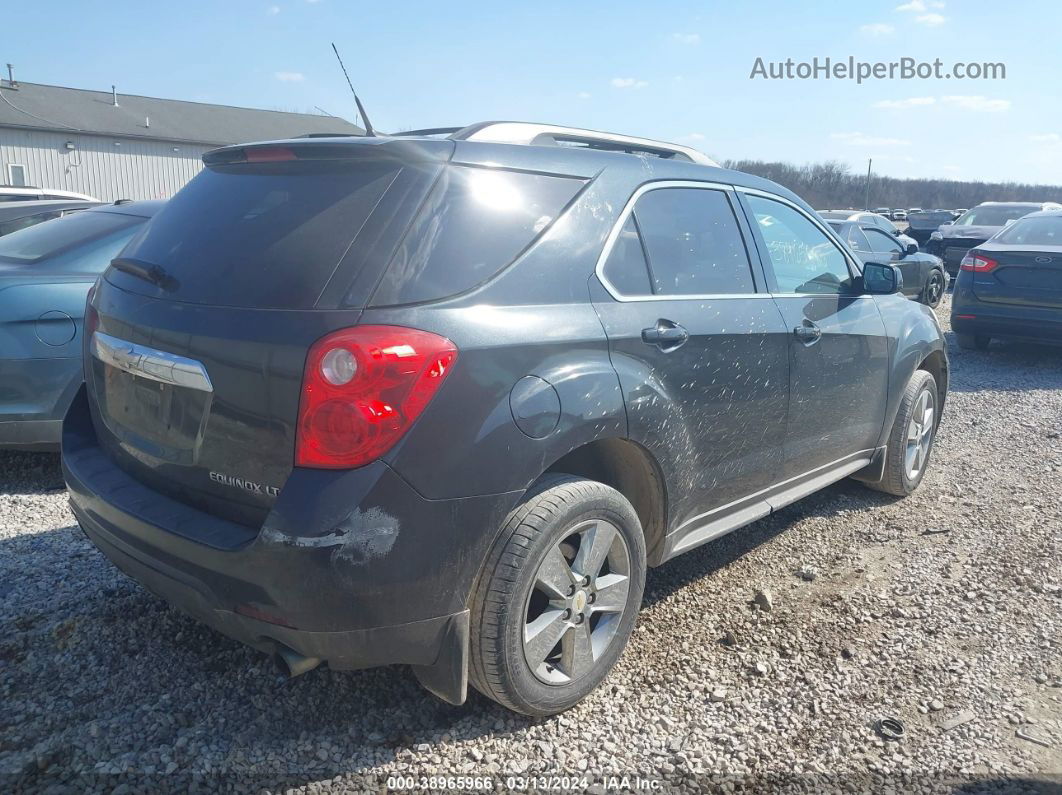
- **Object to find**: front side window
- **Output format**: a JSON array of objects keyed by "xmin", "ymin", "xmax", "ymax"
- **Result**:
[
  {"xmin": 629, "ymin": 187, "xmax": 755, "ymax": 296},
  {"xmin": 747, "ymin": 195, "xmax": 855, "ymax": 295},
  {"xmin": 864, "ymin": 228, "xmax": 904, "ymax": 256}
]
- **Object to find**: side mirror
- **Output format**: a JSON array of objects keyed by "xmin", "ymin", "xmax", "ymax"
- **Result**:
[
  {"xmin": 905, "ymin": 242, "xmax": 919, "ymax": 256},
  {"xmin": 862, "ymin": 261, "xmax": 904, "ymax": 294}
]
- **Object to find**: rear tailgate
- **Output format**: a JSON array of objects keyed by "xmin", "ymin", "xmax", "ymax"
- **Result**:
[
  {"xmin": 972, "ymin": 246, "xmax": 1062, "ymax": 309},
  {"xmin": 86, "ymin": 139, "xmax": 449, "ymax": 526}
]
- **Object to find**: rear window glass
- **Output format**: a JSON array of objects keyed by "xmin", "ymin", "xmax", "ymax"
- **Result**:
[
  {"xmin": 114, "ymin": 161, "xmax": 401, "ymax": 308},
  {"xmin": 0, "ymin": 210, "xmax": 139, "ymax": 263},
  {"xmin": 369, "ymin": 165, "xmax": 584, "ymax": 306},
  {"xmin": 993, "ymin": 215, "xmax": 1062, "ymax": 246},
  {"xmin": 955, "ymin": 206, "xmax": 1037, "ymax": 227}
]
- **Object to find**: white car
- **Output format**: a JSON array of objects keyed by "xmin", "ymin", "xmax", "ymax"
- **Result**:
[{"xmin": 0, "ymin": 185, "xmax": 98, "ymax": 203}]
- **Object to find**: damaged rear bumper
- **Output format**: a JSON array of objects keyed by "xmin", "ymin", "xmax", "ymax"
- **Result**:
[{"xmin": 62, "ymin": 388, "xmax": 520, "ymax": 704}]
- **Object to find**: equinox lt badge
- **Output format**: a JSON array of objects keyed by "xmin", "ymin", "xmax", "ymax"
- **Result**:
[{"xmin": 209, "ymin": 471, "xmax": 280, "ymax": 497}]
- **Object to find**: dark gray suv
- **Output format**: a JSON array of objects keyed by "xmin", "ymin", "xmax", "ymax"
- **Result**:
[{"xmin": 62, "ymin": 122, "xmax": 948, "ymax": 716}]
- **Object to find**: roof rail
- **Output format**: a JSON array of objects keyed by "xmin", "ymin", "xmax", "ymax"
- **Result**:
[{"xmin": 391, "ymin": 121, "xmax": 718, "ymax": 166}]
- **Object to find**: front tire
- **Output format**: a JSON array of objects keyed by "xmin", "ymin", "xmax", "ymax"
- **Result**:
[
  {"xmin": 469, "ymin": 475, "xmax": 646, "ymax": 717},
  {"xmin": 866, "ymin": 370, "xmax": 939, "ymax": 497}
]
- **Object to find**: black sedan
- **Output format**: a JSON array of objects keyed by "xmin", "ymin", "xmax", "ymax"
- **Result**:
[
  {"xmin": 925, "ymin": 202, "xmax": 1061, "ymax": 276},
  {"xmin": 951, "ymin": 209, "xmax": 1062, "ymax": 349},
  {"xmin": 828, "ymin": 220, "xmax": 947, "ymax": 307}
]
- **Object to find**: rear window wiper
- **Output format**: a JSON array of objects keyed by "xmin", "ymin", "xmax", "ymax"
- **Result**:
[{"xmin": 110, "ymin": 257, "xmax": 179, "ymax": 291}]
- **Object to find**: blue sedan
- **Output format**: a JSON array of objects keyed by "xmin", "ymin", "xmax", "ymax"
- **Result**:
[{"xmin": 0, "ymin": 201, "xmax": 163, "ymax": 449}]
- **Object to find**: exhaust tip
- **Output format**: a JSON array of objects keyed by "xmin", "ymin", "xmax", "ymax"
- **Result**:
[{"xmin": 273, "ymin": 644, "xmax": 322, "ymax": 678}]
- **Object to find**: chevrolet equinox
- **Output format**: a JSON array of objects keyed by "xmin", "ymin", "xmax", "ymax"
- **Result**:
[{"xmin": 63, "ymin": 122, "xmax": 948, "ymax": 716}]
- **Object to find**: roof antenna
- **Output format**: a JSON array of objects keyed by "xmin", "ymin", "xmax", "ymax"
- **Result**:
[{"xmin": 331, "ymin": 42, "xmax": 375, "ymax": 136}]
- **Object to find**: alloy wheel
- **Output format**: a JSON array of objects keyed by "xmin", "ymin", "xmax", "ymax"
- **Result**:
[
  {"xmin": 522, "ymin": 519, "xmax": 631, "ymax": 685},
  {"xmin": 905, "ymin": 387, "xmax": 936, "ymax": 480}
]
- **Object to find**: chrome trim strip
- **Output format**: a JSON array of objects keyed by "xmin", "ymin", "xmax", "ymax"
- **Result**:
[
  {"xmin": 593, "ymin": 180, "xmax": 768, "ymax": 303},
  {"xmin": 91, "ymin": 332, "xmax": 214, "ymax": 393}
]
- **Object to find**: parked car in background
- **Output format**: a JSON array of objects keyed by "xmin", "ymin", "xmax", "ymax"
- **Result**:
[
  {"xmin": 905, "ymin": 210, "xmax": 957, "ymax": 248},
  {"xmin": 0, "ymin": 199, "xmax": 102, "ymax": 237},
  {"xmin": 874, "ymin": 207, "xmax": 891, "ymax": 216},
  {"xmin": 827, "ymin": 220, "xmax": 947, "ymax": 307},
  {"xmin": 818, "ymin": 210, "xmax": 917, "ymax": 249},
  {"xmin": 0, "ymin": 201, "xmax": 161, "ymax": 449},
  {"xmin": 952, "ymin": 209, "xmax": 1062, "ymax": 349},
  {"xmin": 926, "ymin": 202, "xmax": 1062, "ymax": 276},
  {"xmin": 0, "ymin": 185, "xmax": 98, "ymax": 202},
  {"xmin": 63, "ymin": 123, "xmax": 947, "ymax": 717},
  {"xmin": 892, "ymin": 209, "xmax": 908, "ymax": 221}
]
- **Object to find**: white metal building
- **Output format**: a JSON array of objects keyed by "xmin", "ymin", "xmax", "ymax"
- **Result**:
[{"xmin": 0, "ymin": 76, "xmax": 362, "ymax": 202}]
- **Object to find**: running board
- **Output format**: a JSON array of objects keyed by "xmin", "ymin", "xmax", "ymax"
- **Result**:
[{"xmin": 661, "ymin": 450, "xmax": 882, "ymax": 562}]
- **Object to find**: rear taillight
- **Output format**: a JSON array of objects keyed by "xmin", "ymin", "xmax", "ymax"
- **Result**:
[
  {"xmin": 295, "ymin": 325, "xmax": 458, "ymax": 469},
  {"xmin": 960, "ymin": 253, "xmax": 999, "ymax": 272}
]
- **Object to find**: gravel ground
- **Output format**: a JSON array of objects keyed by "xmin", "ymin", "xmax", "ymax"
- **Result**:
[{"xmin": 1, "ymin": 294, "xmax": 1060, "ymax": 793}]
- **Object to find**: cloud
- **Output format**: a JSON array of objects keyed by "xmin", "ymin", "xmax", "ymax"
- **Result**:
[
  {"xmin": 896, "ymin": 0, "xmax": 945, "ymax": 11},
  {"xmin": 915, "ymin": 12, "xmax": 947, "ymax": 25},
  {"xmin": 1030, "ymin": 133, "xmax": 1062, "ymax": 144},
  {"xmin": 611, "ymin": 77, "xmax": 648, "ymax": 89},
  {"xmin": 860, "ymin": 23, "xmax": 895, "ymax": 36},
  {"xmin": 274, "ymin": 71, "xmax": 305, "ymax": 82},
  {"xmin": 266, "ymin": 4, "xmax": 279, "ymax": 13},
  {"xmin": 942, "ymin": 95, "xmax": 1010, "ymax": 112},
  {"xmin": 672, "ymin": 33, "xmax": 701, "ymax": 45},
  {"xmin": 831, "ymin": 132, "xmax": 911, "ymax": 147},
  {"xmin": 678, "ymin": 133, "xmax": 706, "ymax": 142},
  {"xmin": 577, "ymin": 91, "xmax": 592, "ymax": 100},
  {"xmin": 873, "ymin": 96, "xmax": 935, "ymax": 109}
]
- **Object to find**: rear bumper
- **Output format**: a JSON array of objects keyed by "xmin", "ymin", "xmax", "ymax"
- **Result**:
[
  {"xmin": 62, "ymin": 388, "xmax": 521, "ymax": 703},
  {"xmin": 0, "ymin": 356, "xmax": 82, "ymax": 450},
  {"xmin": 951, "ymin": 294, "xmax": 1062, "ymax": 342}
]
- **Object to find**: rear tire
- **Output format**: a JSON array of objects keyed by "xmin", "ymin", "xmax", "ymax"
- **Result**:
[
  {"xmin": 955, "ymin": 332, "xmax": 991, "ymax": 351},
  {"xmin": 866, "ymin": 370, "xmax": 939, "ymax": 497},
  {"xmin": 468, "ymin": 475, "xmax": 646, "ymax": 717},
  {"xmin": 921, "ymin": 269, "xmax": 945, "ymax": 308}
]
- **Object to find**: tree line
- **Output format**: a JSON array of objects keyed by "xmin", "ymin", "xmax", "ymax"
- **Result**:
[{"xmin": 721, "ymin": 159, "xmax": 1062, "ymax": 211}]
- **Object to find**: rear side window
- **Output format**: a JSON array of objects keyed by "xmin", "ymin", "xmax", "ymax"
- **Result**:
[
  {"xmin": 113, "ymin": 161, "xmax": 401, "ymax": 308},
  {"xmin": 632, "ymin": 187, "xmax": 755, "ymax": 296},
  {"xmin": 601, "ymin": 217, "xmax": 653, "ymax": 295},
  {"xmin": 370, "ymin": 165, "xmax": 584, "ymax": 306},
  {"xmin": 0, "ymin": 210, "xmax": 140, "ymax": 263}
]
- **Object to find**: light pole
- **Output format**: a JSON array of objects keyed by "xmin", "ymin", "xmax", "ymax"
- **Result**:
[{"xmin": 864, "ymin": 159, "xmax": 872, "ymax": 211}]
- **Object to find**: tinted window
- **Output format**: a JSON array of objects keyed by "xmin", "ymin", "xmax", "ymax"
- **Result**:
[
  {"xmin": 748, "ymin": 195, "xmax": 855, "ymax": 294},
  {"xmin": 955, "ymin": 206, "xmax": 1037, "ymax": 226},
  {"xmin": 372, "ymin": 165, "xmax": 584, "ymax": 306},
  {"xmin": 632, "ymin": 188, "xmax": 755, "ymax": 295},
  {"xmin": 0, "ymin": 210, "xmax": 62, "ymax": 238},
  {"xmin": 601, "ymin": 216, "xmax": 653, "ymax": 295},
  {"xmin": 993, "ymin": 215, "xmax": 1062, "ymax": 246},
  {"xmin": 0, "ymin": 210, "xmax": 140, "ymax": 263},
  {"xmin": 116, "ymin": 161, "xmax": 402, "ymax": 308},
  {"xmin": 864, "ymin": 228, "xmax": 903, "ymax": 255}
]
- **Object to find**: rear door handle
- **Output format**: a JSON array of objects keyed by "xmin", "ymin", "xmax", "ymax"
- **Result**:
[
  {"xmin": 641, "ymin": 319, "xmax": 689, "ymax": 352},
  {"xmin": 793, "ymin": 321, "xmax": 822, "ymax": 345}
]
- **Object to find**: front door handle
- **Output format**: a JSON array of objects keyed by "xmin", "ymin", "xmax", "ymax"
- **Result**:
[
  {"xmin": 641, "ymin": 319, "xmax": 689, "ymax": 352},
  {"xmin": 793, "ymin": 321, "xmax": 822, "ymax": 345}
]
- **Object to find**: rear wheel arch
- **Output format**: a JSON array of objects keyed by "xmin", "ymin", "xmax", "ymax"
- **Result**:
[
  {"xmin": 917, "ymin": 348, "xmax": 948, "ymax": 417},
  {"xmin": 543, "ymin": 438, "xmax": 668, "ymax": 566}
]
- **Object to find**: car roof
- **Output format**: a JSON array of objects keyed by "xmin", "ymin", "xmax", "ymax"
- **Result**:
[
  {"xmin": 84, "ymin": 199, "xmax": 166, "ymax": 219},
  {"xmin": 973, "ymin": 201, "xmax": 1047, "ymax": 207},
  {"xmin": 1016, "ymin": 208, "xmax": 1062, "ymax": 219},
  {"xmin": 207, "ymin": 132, "xmax": 812, "ymax": 213}
]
